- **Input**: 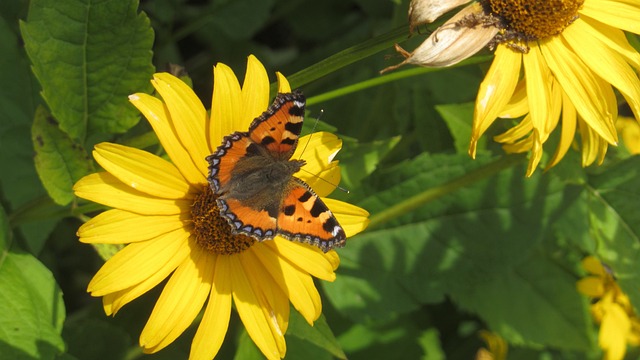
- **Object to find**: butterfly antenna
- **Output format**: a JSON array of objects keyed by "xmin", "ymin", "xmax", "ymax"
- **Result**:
[
  {"xmin": 298, "ymin": 110, "xmax": 349, "ymax": 193},
  {"xmin": 300, "ymin": 168, "xmax": 350, "ymax": 194},
  {"xmin": 297, "ymin": 109, "xmax": 323, "ymax": 160}
]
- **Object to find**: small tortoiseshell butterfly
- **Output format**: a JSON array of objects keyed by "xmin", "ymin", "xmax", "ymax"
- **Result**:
[{"xmin": 206, "ymin": 90, "xmax": 346, "ymax": 252}]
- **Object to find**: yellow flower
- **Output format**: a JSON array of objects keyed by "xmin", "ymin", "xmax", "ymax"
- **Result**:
[
  {"xmin": 577, "ymin": 256, "xmax": 640, "ymax": 360},
  {"xmin": 73, "ymin": 55, "xmax": 369, "ymax": 360},
  {"xmin": 476, "ymin": 330, "xmax": 508, "ymax": 360},
  {"xmin": 617, "ymin": 116, "xmax": 640, "ymax": 154},
  {"xmin": 385, "ymin": 0, "xmax": 640, "ymax": 176}
]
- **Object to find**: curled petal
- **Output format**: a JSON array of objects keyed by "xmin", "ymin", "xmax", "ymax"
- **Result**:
[
  {"xmin": 382, "ymin": 2, "xmax": 498, "ymax": 72},
  {"xmin": 409, "ymin": 0, "xmax": 472, "ymax": 31}
]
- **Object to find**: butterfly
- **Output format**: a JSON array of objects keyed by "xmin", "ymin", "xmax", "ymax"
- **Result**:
[{"xmin": 206, "ymin": 90, "xmax": 346, "ymax": 252}]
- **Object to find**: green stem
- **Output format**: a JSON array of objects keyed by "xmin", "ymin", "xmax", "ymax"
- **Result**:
[
  {"xmin": 272, "ymin": 25, "xmax": 410, "ymax": 92},
  {"xmin": 9, "ymin": 196, "xmax": 106, "ymax": 227},
  {"xmin": 306, "ymin": 54, "xmax": 493, "ymax": 105},
  {"xmin": 367, "ymin": 154, "xmax": 526, "ymax": 230},
  {"xmin": 9, "ymin": 196, "xmax": 69, "ymax": 226}
]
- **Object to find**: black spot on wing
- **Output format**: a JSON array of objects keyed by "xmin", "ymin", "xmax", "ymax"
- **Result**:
[
  {"xmin": 288, "ymin": 104, "xmax": 305, "ymax": 117},
  {"xmin": 284, "ymin": 121, "xmax": 303, "ymax": 136},
  {"xmin": 261, "ymin": 136, "xmax": 276, "ymax": 146},
  {"xmin": 281, "ymin": 138, "xmax": 296, "ymax": 146},
  {"xmin": 265, "ymin": 202, "xmax": 280, "ymax": 219},
  {"xmin": 298, "ymin": 191, "xmax": 312, "ymax": 203},
  {"xmin": 323, "ymin": 216, "xmax": 340, "ymax": 233},
  {"xmin": 283, "ymin": 204, "xmax": 295, "ymax": 216},
  {"xmin": 310, "ymin": 198, "xmax": 327, "ymax": 217}
]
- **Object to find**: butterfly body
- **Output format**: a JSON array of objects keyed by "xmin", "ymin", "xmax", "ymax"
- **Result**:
[{"xmin": 207, "ymin": 91, "xmax": 346, "ymax": 252}]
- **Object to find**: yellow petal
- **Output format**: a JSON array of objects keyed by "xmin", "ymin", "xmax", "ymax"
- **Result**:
[
  {"xmin": 323, "ymin": 198, "xmax": 370, "ymax": 238},
  {"xmin": 88, "ymin": 228, "xmax": 190, "ymax": 296},
  {"xmin": 565, "ymin": 19, "xmax": 640, "ymax": 121},
  {"xmin": 577, "ymin": 119, "xmax": 598, "ymax": 166},
  {"xmin": 140, "ymin": 246, "xmax": 214, "ymax": 353},
  {"xmin": 251, "ymin": 243, "xmax": 321, "ymax": 324},
  {"xmin": 618, "ymin": 116, "xmax": 640, "ymax": 154},
  {"xmin": 579, "ymin": 16, "xmax": 640, "ymax": 71},
  {"xmin": 241, "ymin": 55, "xmax": 270, "ymax": 128},
  {"xmin": 599, "ymin": 302, "xmax": 631, "ymax": 360},
  {"xmin": 546, "ymin": 92, "xmax": 578, "ymax": 169},
  {"xmin": 577, "ymin": 277, "xmax": 606, "ymax": 298},
  {"xmin": 128, "ymin": 93, "xmax": 205, "ymax": 185},
  {"xmin": 525, "ymin": 129, "xmax": 544, "ymax": 177},
  {"xmin": 295, "ymin": 132, "xmax": 342, "ymax": 196},
  {"xmin": 471, "ymin": 45, "xmax": 522, "ymax": 157},
  {"xmin": 307, "ymin": 165, "xmax": 341, "ymax": 198},
  {"xmin": 78, "ymin": 209, "xmax": 187, "ymax": 244},
  {"xmin": 542, "ymin": 36, "xmax": 617, "ymax": 145},
  {"xmin": 580, "ymin": 0, "xmax": 640, "ymax": 35},
  {"xmin": 103, "ymin": 237, "xmax": 190, "ymax": 315},
  {"xmin": 93, "ymin": 143, "xmax": 193, "ymax": 199},
  {"xmin": 241, "ymin": 250, "xmax": 290, "ymax": 342},
  {"xmin": 523, "ymin": 45, "xmax": 553, "ymax": 139},
  {"xmin": 494, "ymin": 116, "xmax": 533, "ymax": 143},
  {"xmin": 152, "ymin": 73, "xmax": 210, "ymax": 175},
  {"xmin": 498, "ymin": 80, "xmax": 528, "ymax": 118},
  {"xmin": 229, "ymin": 255, "xmax": 283, "ymax": 360},
  {"xmin": 276, "ymin": 72, "xmax": 291, "ymax": 93},
  {"xmin": 267, "ymin": 238, "xmax": 336, "ymax": 282},
  {"xmin": 74, "ymin": 172, "xmax": 191, "ymax": 215},
  {"xmin": 210, "ymin": 63, "xmax": 243, "ymax": 147},
  {"xmin": 323, "ymin": 249, "xmax": 340, "ymax": 271},
  {"xmin": 582, "ymin": 255, "xmax": 606, "ymax": 277},
  {"xmin": 190, "ymin": 253, "xmax": 231, "ymax": 360}
]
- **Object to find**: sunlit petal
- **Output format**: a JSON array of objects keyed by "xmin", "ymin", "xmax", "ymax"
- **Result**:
[
  {"xmin": 78, "ymin": 209, "xmax": 187, "ymax": 244},
  {"xmin": 241, "ymin": 55, "xmax": 270, "ymax": 128},
  {"xmin": 128, "ymin": 93, "xmax": 205, "ymax": 185},
  {"xmin": 471, "ymin": 45, "xmax": 522, "ymax": 157},
  {"xmin": 152, "ymin": 73, "xmax": 210, "ymax": 175},
  {"xmin": 210, "ymin": 63, "xmax": 243, "ymax": 147},
  {"xmin": 140, "ymin": 245, "xmax": 214, "ymax": 353}
]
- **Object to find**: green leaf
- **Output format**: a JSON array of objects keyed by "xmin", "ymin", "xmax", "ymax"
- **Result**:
[
  {"xmin": 287, "ymin": 310, "xmax": 346, "ymax": 359},
  {"xmin": 20, "ymin": 0, "xmax": 155, "ymax": 140},
  {"xmin": 63, "ymin": 317, "xmax": 129, "ymax": 360},
  {"xmin": 233, "ymin": 329, "xmax": 264, "ymax": 360},
  {"xmin": 338, "ymin": 136, "xmax": 401, "ymax": 195},
  {"xmin": 325, "ymin": 153, "xmax": 592, "ymax": 350},
  {"xmin": 0, "ymin": 14, "xmax": 44, "ymax": 209},
  {"xmin": 0, "ymin": 205, "xmax": 10, "ymax": 254},
  {"xmin": 585, "ymin": 157, "xmax": 640, "ymax": 309},
  {"xmin": 436, "ymin": 102, "xmax": 479, "ymax": 155},
  {"xmin": 0, "ymin": 205, "xmax": 66, "ymax": 359},
  {"xmin": 418, "ymin": 328, "xmax": 445, "ymax": 360},
  {"xmin": 32, "ymin": 106, "xmax": 94, "ymax": 205}
]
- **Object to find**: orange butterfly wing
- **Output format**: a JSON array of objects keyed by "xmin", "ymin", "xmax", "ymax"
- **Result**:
[
  {"xmin": 247, "ymin": 91, "xmax": 304, "ymax": 159},
  {"xmin": 277, "ymin": 179, "xmax": 346, "ymax": 252}
]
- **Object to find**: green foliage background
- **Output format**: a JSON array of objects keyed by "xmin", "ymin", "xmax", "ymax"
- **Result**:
[{"xmin": 2, "ymin": 0, "xmax": 640, "ymax": 359}]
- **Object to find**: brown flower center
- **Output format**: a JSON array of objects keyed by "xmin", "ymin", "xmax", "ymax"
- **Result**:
[
  {"xmin": 191, "ymin": 185, "xmax": 256, "ymax": 255},
  {"xmin": 485, "ymin": 0, "xmax": 584, "ymax": 40}
]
